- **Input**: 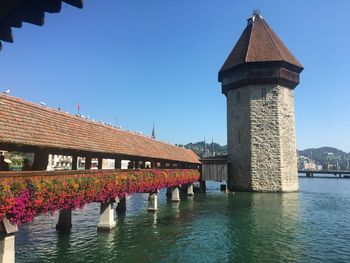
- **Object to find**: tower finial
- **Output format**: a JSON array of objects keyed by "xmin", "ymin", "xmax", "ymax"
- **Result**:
[
  {"xmin": 253, "ymin": 9, "xmax": 261, "ymax": 16},
  {"xmin": 247, "ymin": 10, "xmax": 262, "ymax": 25}
]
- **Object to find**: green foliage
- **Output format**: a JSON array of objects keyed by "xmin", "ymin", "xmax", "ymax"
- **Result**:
[{"xmin": 183, "ymin": 141, "xmax": 227, "ymax": 158}]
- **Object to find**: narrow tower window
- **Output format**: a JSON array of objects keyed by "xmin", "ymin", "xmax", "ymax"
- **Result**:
[
  {"xmin": 237, "ymin": 91, "xmax": 241, "ymax": 104},
  {"xmin": 261, "ymin": 87, "xmax": 267, "ymax": 100}
]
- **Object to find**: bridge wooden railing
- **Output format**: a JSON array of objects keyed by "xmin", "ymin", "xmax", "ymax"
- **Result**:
[{"xmin": 0, "ymin": 168, "xmax": 198, "ymax": 184}]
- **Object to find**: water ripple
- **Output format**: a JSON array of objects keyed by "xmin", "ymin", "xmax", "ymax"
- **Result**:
[{"xmin": 14, "ymin": 179, "xmax": 350, "ymax": 262}]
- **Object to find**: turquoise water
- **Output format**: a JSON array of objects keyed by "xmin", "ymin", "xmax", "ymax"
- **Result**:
[{"xmin": 15, "ymin": 178, "xmax": 350, "ymax": 263}]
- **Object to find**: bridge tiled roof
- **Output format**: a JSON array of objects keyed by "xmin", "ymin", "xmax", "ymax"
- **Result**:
[
  {"xmin": 219, "ymin": 13, "xmax": 303, "ymax": 74},
  {"xmin": 0, "ymin": 94, "xmax": 200, "ymax": 164}
]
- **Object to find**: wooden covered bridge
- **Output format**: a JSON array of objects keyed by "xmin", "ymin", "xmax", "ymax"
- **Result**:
[{"xmin": 0, "ymin": 93, "xmax": 201, "ymax": 263}]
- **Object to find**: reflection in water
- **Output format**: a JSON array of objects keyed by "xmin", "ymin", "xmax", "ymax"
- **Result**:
[
  {"xmin": 96, "ymin": 228, "xmax": 115, "ymax": 257},
  {"xmin": 55, "ymin": 231, "xmax": 72, "ymax": 262},
  {"xmin": 226, "ymin": 193, "xmax": 301, "ymax": 262},
  {"xmin": 14, "ymin": 180, "xmax": 350, "ymax": 263}
]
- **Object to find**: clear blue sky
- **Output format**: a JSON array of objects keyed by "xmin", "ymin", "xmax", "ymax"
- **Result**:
[{"xmin": 1, "ymin": 0, "xmax": 349, "ymax": 152}]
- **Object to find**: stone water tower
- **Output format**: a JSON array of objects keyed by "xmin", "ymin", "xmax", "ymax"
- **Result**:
[{"xmin": 218, "ymin": 12, "xmax": 303, "ymax": 192}]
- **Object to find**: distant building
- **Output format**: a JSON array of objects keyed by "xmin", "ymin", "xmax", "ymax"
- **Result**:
[
  {"xmin": 47, "ymin": 155, "xmax": 73, "ymax": 170},
  {"xmin": 298, "ymin": 155, "xmax": 322, "ymax": 171}
]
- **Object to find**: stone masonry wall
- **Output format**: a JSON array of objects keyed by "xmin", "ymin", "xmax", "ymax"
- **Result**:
[
  {"xmin": 227, "ymin": 87, "xmax": 251, "ymax": 191},
  {"xmin": 279, "ymin": 87, "xmax": 299, "ymax": 191},
  {"xmin": 249, "ymin": 84, "xmax": 283, "ymax": 191},
  {"xmin": 226, "ymin": 84, "xmax": 298, "ymax": 192}
]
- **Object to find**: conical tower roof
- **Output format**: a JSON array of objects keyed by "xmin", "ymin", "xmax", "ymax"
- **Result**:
[{"xmin": 219, "ymin": 12, "xmax": 303, "ymax": 77}]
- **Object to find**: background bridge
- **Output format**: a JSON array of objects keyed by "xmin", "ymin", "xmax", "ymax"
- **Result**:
[{"xmin": 298, "ymin": 170, "xmax": 350, "ymax": 178}]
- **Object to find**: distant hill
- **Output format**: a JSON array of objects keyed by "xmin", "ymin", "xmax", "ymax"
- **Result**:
[
  {"xmin": 182, "ymin": 142, "xmax": 350, "ymax": 170},
  {"xmin": 179, "ymin": 141, "xmax": 227, "ymax": 158},
  {"xmin": 298, "ymin": 147, "xmax": 350, "ymax": 170}
]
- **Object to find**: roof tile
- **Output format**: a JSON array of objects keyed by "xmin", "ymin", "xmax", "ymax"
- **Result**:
[
  {"xmin": 220, "ymin": 14, "xmax": 303, "ymax": 73},
  {"xmin": 0, "ymin": 94, "xmax": 200, "ymax": 164}
]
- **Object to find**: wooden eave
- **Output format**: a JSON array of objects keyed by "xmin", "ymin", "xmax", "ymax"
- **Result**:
[{"xmin": 0, "ymin": 0, "xmax": 83, "ymax": 51}]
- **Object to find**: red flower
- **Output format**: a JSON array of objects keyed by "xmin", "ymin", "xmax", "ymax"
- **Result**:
[{"xmin": 0, "ymin": 169, "xmax": 200, "ymax": 224}]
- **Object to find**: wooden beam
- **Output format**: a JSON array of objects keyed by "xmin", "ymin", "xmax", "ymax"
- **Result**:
[
  {"xmin": 85, "ymin": 156, "xmax": 92, "ymax": 170},
  {"xmin": 114, "ymin": 158, "xmax": 121, "ymax": 169},
  {"xmin": 32, "ymin": 151, "xmax": 49, "ymax": 171},
  {"xmin": 97, "ymin": 157, "xmax": 103, "ymax": 170},
  {"xmin": 20, "ymin": 4, "xmax": 45, "ymax": 26},
  {"xmin": 0, "ymin": 25, "xmax": 13, "ymax": 42},
  {"xmin": 63, "ymin": 0, "xmax": 83, "ymax": 9},
  {"xmin": 0, "ymin": 0, "xmax": 25, "ymax": 21},
  {"xmin": 42, "ymin": 0, "xmax": 62, "ymax": 14},
  {"xmin": 3, "ymin": 15, "xmax": 23, "ymax": 28},
  {"xmin": 71, "ymin": 155, "xmax": 78, "ymax": 170}
]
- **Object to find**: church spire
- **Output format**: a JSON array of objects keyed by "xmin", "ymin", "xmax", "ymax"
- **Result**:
[{"xmin": 151, "ymin": 123, "xmax": 156, "ymax": 139}]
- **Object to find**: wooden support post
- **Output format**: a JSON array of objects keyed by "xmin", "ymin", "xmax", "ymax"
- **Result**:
[
  {"xmin": 0, "ymin": 218, "xmax": 17, "ymax": 263},
  {"xmin": 220, "ymin": 184, "xmax": 227, "ymax": 191},
  {"xmin": 200, "ymin": 180, "xmax": 206, "ymax": 193},
  {"xmin": 98, "ymin": 157, "xmax": 103, "ymax": 170},
  {"xmin": 71, "ymin": 155, "xmax": 78, "ymax": 170},
  {"xmin": 56, "ymin": 209, "xmax": 72, "ymax": 231},
  {"xmin": 171, "ymin": 186, "xmax": 180, "ymax": 202},
  {"xmin": 166, "ymin": 187, "xmax": 172, "ymax": 198},
  {"xmin": 116, "ymin": 196, "xmax": 126, "ymax": 214},
  {"xmin": 1, "ymin": 219, "xmax": 18, "ymax": 235},
  {"xmin": 187, "ymin": 183, "xmax": 194, "ymax": 196},
  {"xmin": 97, "ymin": 202, "xmax": 116, "ymax": 230},
  {"xmin": 199, "ymin": 164, "xmax": 206, "ymax": 193},
  {"xmin": 148, "ymin": 190, "xmax": 159, "ymax": 212},
  {"xmin": 127, "ymin": 161, "xmax": 133, "ymax": 169},
  {"xmin": 140, "ymin": 161, "xmax": 146, "ymax": 169},
  {"xmin": 154, "ymin": 161, "xmax": 158, "ymax": 169},
  {"xmin": 85, "ymin": 156, "xmax": 92, "ymax": 170},
  {"xmin": 0, "ymin": 234, "xmax": 15, "ymax": 263},
  {"xmin": 114, "ymin": 158, "xmax": 121, "ymax": 169},
  {"xmin": 32, "ymin": 151, "xmax": 49, "ymax": 171}
]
